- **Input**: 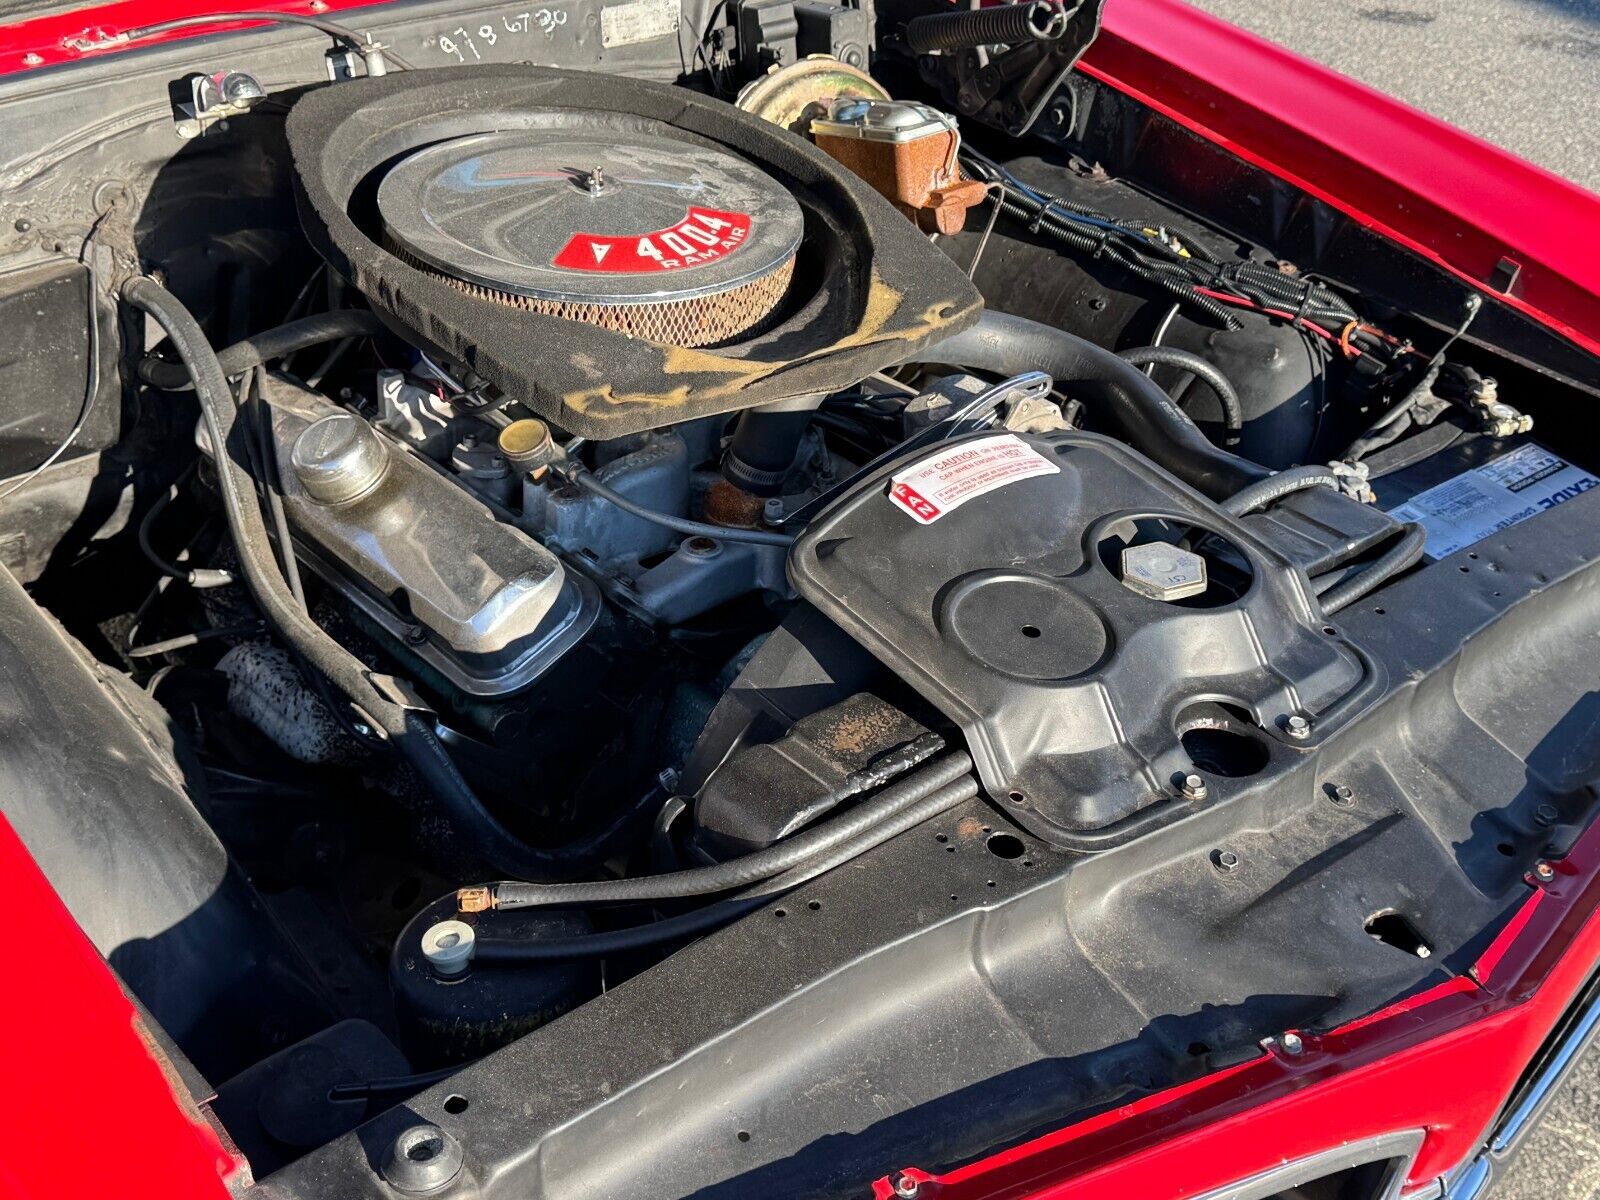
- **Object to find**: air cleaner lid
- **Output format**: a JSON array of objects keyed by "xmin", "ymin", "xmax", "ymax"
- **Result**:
[{"xmin": 378, "ymin": 129, "xmax": 805, "ymax": 306}]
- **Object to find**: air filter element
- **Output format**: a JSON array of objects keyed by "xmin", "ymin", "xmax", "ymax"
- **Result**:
[
  {"xmin": 379, "ymin": 131, "xmax": 805, "ymax": 348},
  {"xmin": 287, "ymin": 66, "xmax": 983, "ymax": 439}
]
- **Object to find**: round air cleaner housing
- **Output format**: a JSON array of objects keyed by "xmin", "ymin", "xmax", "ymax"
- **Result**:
[
  {"xmin": 378, "ymin": 130, "xmax": 805, "ymax": 348},
  {"xmin": 286, "ymin": 65, "xmax": 983, "ymax": 440}
]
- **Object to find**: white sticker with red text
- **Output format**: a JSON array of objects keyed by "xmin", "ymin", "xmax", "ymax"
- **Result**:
[{"xmin": 887, "ymin": 434, "xmax": 1059, "ymax": 525}]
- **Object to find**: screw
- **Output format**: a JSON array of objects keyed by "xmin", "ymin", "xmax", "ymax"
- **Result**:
[
  {"xmin": 1535, "ymin": 803, "xmax": 1559, "ymax": 828},
  {"xmin": 405, "ymin": 623, "xmax": 428, "ymax": 645},
  {"xmin": 1280, "ymin": 1032, "xmax": 1305, "ymax": 1056},
  {"xmin": 12, "ymin": 218, "xmax": 30, "ymax": 233},
  {"xmin": 1533, "ymin": 861, "xmax": 1556, "ymax": 884},
  {"xmin": 1332, "ymin": 784, "xmax": 1354, "ymax": 806},
  {"xmin": 22, "ymin": 52, "xmax": 43, "ymax": 66},
  {"xmin": 1212, "ymin": 849, "xmax": 1239, "ymax": 874},
  {"xmin": 763, "ymin": 497, "xmax": 784, "ymax": 522},
  {"xmin": 893, "ymin": 1175, "xmax": 921, "ymax": 1199},
  {"xmin": 1285, "ymin": 714, "xmax": 1312, "ymax": 741},
  {"xmin": 1181, "ymin": 773, "xmax": 1208, "ymax": 801}
]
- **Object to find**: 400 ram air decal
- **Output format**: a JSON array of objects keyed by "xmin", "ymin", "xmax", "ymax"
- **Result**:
[{"xmin": 551, "ymin": 206, "xmax": 751, "ymax": 273}]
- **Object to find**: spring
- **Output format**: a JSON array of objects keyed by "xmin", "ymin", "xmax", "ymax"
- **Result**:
[{"xmin": 905, "ymin": 1, "xmax": 1066, "ymax": 54}]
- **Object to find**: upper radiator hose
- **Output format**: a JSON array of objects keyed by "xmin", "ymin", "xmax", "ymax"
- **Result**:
[{"xmin": 909, "ymin": 311, "xmax": 1271, "ymax": 499}]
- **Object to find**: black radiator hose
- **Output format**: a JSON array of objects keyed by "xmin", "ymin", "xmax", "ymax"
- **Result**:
[
  {"xmin": 911, "ymin": 312, "xmax": 1270, "ymax": 499},
  {"xmin": 121, "ymin": 277, "xmax": 625, "ymax": 883},
  {"xmin": 137, "ymin": 309, "xmax": 385, "ymax": 390},
  {"xmin": 1116, "ymin": 345, "xmax": 1244, "ymax": 443}
]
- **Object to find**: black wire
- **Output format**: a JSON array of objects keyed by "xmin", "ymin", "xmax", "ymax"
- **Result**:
[{"xmin": 138, "ymin": 465, "xmax": 235, "ymax": 589}]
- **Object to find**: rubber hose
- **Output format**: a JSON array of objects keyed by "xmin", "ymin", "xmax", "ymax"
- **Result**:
[
  {"xmin": 137, "ymin": 471, "xmax": 234, "ymax": 588},
  {"xmin": 484, "ymin": 751, "xmax": 974, "ymax": 909},
  {"xmin": 1117, "ymin": 346, "xmax": 1244, "ymax": 442},
  {"xmin": 564, "ymin": 467, "xmax": 795, "ymax": 547},
  {"xmin": 137, "ymin": 309, "xmax": 385, "ymax": 390},
  {"xmin": 1222, "ymin": 464, "xmax": 1339, "ymax": 517},
  {"xmin": 910, "ymin": 311, "xmax": 1270, "ymax": 498},
  {"xmin": 474, "ymin": 773, "xmax": 982, "ymax": 961},
  {"xmin": 122, "ymin": 279, "xmax": 614, "ymax": 883},
  {"xmin": 1318, "ymin": 522, "xmax": 1427, "ymax": 614}
]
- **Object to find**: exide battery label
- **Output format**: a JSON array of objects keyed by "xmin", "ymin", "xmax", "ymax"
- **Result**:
[
  {"xmin": 887, "ymin": 434, "xmax": 1059, "ymax": 525},
  {"xmin": 551, "ymin": 206, "xmax": 751, "ymax": 273},
  {"xmin": 1386, "ymin": 443, "xmax": 1600, "ymax": 558}
]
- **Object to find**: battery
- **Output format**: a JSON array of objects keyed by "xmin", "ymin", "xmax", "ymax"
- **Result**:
[{"xmin": 1372, "ymin": 437, "xmax": 1600, "ymax": 561}]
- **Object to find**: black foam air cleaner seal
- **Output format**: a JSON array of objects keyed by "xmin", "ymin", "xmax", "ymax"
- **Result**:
[{"xmin": 287, "ymin": 66, "xmax": 983, "ymax": 440}]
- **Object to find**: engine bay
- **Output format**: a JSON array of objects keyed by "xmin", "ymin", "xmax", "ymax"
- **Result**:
[{"xmin": 1, "ymin": 2, "xmax": 1599, "ymax": 1194}]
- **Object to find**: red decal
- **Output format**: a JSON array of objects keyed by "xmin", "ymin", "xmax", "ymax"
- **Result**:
[
  {"xmin": 551, "ymin": 205, "xmax": 752, "ymax": 273},
  {"xmin": 889, "ymin": 481, "xmax": 942, "ymax": 523}
]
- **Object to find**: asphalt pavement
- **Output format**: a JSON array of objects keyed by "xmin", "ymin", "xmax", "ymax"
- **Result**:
[
  {"xmin": 1177, "ymin": 3, "xmax": 1600, "ymax": 1195},
  {"xmin": 1184, "ymin": 0, "xmax": 1600, "ymax": 192}
]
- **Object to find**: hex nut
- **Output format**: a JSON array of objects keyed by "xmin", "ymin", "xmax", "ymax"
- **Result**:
[
  {"xmin": 1120, "ymin": 542, "xmax": 1208, "ymax": 602},
  {"xmin": 381, "ymin": 1124, "xmax": 464, "ymax": 1194}
]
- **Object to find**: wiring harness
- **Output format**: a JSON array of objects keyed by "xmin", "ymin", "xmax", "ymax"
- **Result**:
[{"xmin": 961, "ymin": 149, "xmax": 1419, "ymax": 368}]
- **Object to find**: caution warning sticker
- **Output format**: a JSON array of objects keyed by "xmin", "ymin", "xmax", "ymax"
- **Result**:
[{"xmin": 888, "ymin": 434, "xmax": 1059, "ymax": 525}]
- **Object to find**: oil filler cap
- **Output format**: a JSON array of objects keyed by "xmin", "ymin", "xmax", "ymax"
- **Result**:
[{"xmin": 291, "ymin": 412, "xmax": 390, "ymax": 505}]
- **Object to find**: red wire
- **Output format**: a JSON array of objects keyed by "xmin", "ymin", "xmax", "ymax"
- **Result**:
[{"xmin": 1193, "ymin": 287, "xmax": 1360, "ymax": 356}]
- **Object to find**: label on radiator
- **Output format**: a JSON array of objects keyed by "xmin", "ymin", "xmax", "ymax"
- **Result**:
[
  {"xmin": 600, "ymin": 0, "xmax": 681, "ymax": 47},
  {"xmin": 888, "ymin": 434, "xmax": 1059, "ymax": 524},
  {"xmin": 1386, "ymin": 443, "xmax": 1599, "ymax": 558},
  {"xmin": 550, "ymin": 206, "xmax": 750, "ymax": 273}
]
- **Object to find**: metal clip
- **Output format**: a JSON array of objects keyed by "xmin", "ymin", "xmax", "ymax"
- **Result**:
[{"xmin": 174, "ymin": 69, "xmax": 265, "ymax": 139}]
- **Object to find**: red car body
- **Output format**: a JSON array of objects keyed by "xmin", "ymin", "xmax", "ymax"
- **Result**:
[{"xmin": 0, "ymin": 1, "xmax": 1597, "ymax": 1197}]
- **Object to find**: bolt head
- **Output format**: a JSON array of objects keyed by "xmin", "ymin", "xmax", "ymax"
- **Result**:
[
  {"xmin": 893, "ymin": 1175, "xmax": 921, "ymax": 1199},
  {"xmin": 1212, "ymin": 848, "xmax": 1239, "ymax": 873},
  {"xmin": 1280, "ymin": 1032, "xmax": 1305, "ymax": 1055},
  {"xmin": 1285, "ymin": 714, "xmax": 1312, "ymax": 740},
  {"xmin": 1181, "ymin": 773, "xmax": 1208, "ymax": 801},
  {"xmin": 1333, "ymin": 785, "xmax": 1354, "ymax": 805},
  {"xmin": 1536, "ymin": 803, "xmax": 1559, "ymax": 828},
  {"xmin": 22, "ymin": 52, "xmax": 43, "ymax": 66},
  {"xmin": 1534, "ymin": 861, "xmax": 1556, "ymax": 883},
  {"xmin": 1121, "ymin": 542, "xmax": 1208, "ymax": 602}
]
